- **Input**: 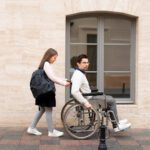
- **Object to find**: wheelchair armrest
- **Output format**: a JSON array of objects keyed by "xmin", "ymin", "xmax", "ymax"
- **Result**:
[
  {"xmin": 82, "ymin": 92, "xmax": 103, "ymax": 96},
  {"xmin": 91, "ymin": 89, "xmax": 99, "ymax": 92},
  {"xmin": 90, "ymin": 87, "xmax": 99, "ymax": 92}
]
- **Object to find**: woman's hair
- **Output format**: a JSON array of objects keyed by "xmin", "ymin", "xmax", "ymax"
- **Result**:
[
  {"xmin": 76, "ymin": 54, "xmax": 88, "ymax": 64},
  {"xmin": 38, "ymin": 48, "xmax": 58, "ymax": 69}
]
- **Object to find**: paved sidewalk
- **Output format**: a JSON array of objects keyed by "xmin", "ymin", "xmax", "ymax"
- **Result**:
[{"xmin": 0, "ymin": 127, "xmax": 150, "ymax": 150}]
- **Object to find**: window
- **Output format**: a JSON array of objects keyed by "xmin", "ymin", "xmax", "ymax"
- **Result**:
[{"xmin": 66, "ymin": 13, "xmax": 136, "ymax": 103}]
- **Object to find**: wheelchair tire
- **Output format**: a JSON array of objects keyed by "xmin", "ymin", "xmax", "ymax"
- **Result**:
[
  {"xmin": 63, "ymin": 103, "xmax": 100, "ymax": 140},
  {"xmin": 61, "ymin": 99, "xmax": 76, "ymax": 122}
]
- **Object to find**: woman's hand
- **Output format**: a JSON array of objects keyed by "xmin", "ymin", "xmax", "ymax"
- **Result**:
[
  {"xmin": 64, "ymin": 79, "xmax": 71, "ymax": 87},
  {"xmin": 65, "ymin": 81, "xmax": 71, "ymax": 87}
]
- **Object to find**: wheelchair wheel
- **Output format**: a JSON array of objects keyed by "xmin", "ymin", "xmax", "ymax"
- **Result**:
[
  {"xmin": 61, "ymin": 99, "xmax": 76, "ymax": 122},
  {"xmin": 63, "ymin": 103, "xmax": 100, "ymax": 139}
]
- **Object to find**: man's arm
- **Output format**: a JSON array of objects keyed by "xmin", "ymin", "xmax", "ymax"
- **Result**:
[{"xmin": 71, "ymin": 72, "xmax": 88, "ymax": 104}]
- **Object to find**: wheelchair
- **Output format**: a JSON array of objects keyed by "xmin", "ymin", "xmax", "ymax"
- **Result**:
[{"xmin": 61, "ymin": 91, "xmax": 118, "ymax": 140}]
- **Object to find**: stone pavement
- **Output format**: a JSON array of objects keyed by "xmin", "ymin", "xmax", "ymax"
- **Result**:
[{"xmin": 0, "ymin": 127, "xmax": 150, "ymax": 150}]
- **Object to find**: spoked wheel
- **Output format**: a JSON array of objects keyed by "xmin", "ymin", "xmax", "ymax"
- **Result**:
[
  {"xmin": 63, "ymin": 103, "xmax": 100, "ymax": 139},
  {"xmin": 61, "ymin": 99, "xmax": 76, "ymax": 122}
]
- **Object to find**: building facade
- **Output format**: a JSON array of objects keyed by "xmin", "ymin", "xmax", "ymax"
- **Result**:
[{"xmin": 0, "ymin": 0, "xmax": 150, "ymax": 128}]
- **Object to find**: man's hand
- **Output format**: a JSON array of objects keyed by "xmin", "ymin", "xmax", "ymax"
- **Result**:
[{"xmin": 84, "ymin": 101, "xmax": 92, "ymax": 109}]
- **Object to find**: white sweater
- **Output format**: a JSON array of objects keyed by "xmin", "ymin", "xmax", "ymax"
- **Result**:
[
  {"xmin": 44, "ymin": 61, "xmax": 67, "ymax": 86},
  {"xmin": 71, "ymin": 69, "xmax": 92, "ymax": 104}
]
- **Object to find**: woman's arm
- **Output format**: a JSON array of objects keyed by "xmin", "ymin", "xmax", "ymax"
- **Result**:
[{"xmin": 44, "ymin": 62, "xmax": 67, "ymax": 86}]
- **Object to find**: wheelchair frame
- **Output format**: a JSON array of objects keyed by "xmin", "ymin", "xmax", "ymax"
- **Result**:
[{"xmin": 61, "ymin": 92, "xmax": 118, "ymax": 140}]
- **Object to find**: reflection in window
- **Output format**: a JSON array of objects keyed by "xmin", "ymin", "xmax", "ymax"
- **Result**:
[
  {"xmin": 70, "ymin": 17, "xmax": 97, "ymax": 89},
  {"xmin": 104, "ymin": 17, "xmax": 132, "ymax": 98}
]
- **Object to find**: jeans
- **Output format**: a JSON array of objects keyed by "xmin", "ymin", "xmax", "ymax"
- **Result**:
[{"xmin": 90, "ymin": 95, "xmax": 119, "ymax": 128}]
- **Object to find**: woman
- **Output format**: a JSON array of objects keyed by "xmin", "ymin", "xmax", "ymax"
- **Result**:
[{"xmin": 27, "ymin": 48, "xmax": 70, "ymax": 137}]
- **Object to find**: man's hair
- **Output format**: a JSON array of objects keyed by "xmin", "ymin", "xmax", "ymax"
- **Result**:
[
  {"xmin": 70, "ymin": 56, "xmax": 77, "ymax": 68},
  {"xmin": 76, "ymin": 54, "xmax": 88, "ymax": 63}
]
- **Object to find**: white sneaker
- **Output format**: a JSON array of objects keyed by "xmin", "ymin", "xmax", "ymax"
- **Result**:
[
  {"xmin": 119, "ymin": 119, "xmax": 128, "ymax": 124},
  {"xmin": 27, "ymin": 127, "xmax": 42, "ymax": 135},
  {"xmin": 48, "ymin": 129, "xmax": 64, "ymax": 137},
  {"xmin": 114, "ymin": 123, "xmax": 131, "ymax": 132}
]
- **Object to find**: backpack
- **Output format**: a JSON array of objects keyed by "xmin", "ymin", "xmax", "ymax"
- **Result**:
[{"xmin": 30, "ymin": 69, "xmax": 55, "ymax": 98}]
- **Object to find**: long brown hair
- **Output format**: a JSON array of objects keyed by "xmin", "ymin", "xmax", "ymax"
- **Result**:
[{"xmin": 38, "ymin": 48, "xmax": 58, "ymax": 69}]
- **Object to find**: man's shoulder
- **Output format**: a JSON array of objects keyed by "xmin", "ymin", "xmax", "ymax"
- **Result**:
[
  {"xmin": 73, "ymin": 69, "xmax": 83, "ymax": 75},
  {"xmin": 71, "ymin": 69, "xmax": 83, "ymax": 80}
]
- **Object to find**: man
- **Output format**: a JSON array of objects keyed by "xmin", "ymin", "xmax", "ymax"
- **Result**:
[{"xmin": 71, "ymin": 54, "xmax": 131, "ymax": 132}]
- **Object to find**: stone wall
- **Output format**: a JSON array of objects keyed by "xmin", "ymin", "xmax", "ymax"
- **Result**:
[{"xmin": 0, "ymin": 0, "xmax": 150, "ymax": 128}]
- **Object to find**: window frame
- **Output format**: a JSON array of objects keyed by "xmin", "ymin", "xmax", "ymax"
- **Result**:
[{"xmin": 65, "ymin": 13, "xmax": 136, "ymax": 104}]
